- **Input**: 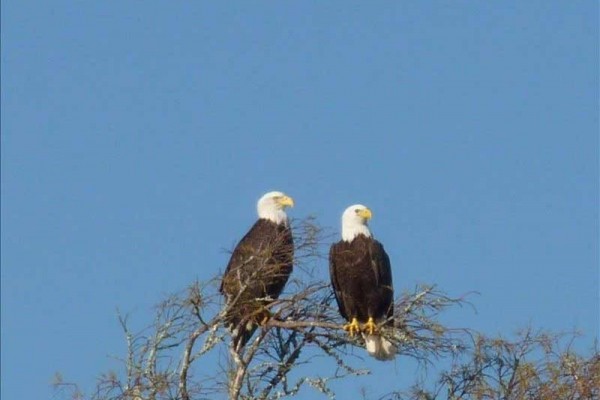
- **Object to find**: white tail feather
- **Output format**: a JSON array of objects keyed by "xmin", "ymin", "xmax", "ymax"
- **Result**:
[{"xmin": 362, "ymin": 334, "xmax": 396, "ymax": 361}]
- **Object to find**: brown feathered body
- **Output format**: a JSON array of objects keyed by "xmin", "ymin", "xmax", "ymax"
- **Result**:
[
  {"xmin": 220, "ymin": 218, "xmax": 294, "ymax": 349},
  {"xmin": 329, "ymin": 234, "xmax": 393, "ymax": 326}
]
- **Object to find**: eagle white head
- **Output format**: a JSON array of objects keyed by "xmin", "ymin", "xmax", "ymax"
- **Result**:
[
  {"xmin": 257, "ymin": 191, "xmax": 294, "ymax": 225},
  {"xmin": 341, "ymin": 204, "xmax": 373, "ymax": 242}
]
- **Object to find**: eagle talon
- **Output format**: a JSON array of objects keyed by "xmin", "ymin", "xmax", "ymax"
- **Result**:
[
  {"xmin": 343, "ymin": 317, "xmax": 361, "ymax": 337},
  {"xmin": 363, "ymin": 317, "xmax": 378, "ymax": 335}
]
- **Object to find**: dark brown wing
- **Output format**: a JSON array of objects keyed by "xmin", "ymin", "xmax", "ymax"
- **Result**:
[
  {"xmin": 369, "ymin": 239, "xmax": 394, "ymax": 320},
  {"xmin": 220, "ymin": 219, "xmax": 263, "ymax": 294},
  {"xmin": 220, "ymin": 219, "xmax": 292, "ymax": 293},
  {"xmin": 220, "ymin": 218, "xmax": 293, "ymax": 348},
  {"xmin": 329, "ymin": 243, "xmax": 350, "ymax": 321}
]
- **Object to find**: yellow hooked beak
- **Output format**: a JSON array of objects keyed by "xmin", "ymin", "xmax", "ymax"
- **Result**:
[
  {"xmin": 278, "ymin": 195, "xmax": 294, "ymax": 208},
  {"xmin": 357, "ymin": 208, "xmax": 372, "ymax": 220}
]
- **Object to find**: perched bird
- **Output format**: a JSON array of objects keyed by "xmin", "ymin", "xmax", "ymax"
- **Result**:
[
  {"xmin": 220, "ymin": 191, "xmax": 295, "ymax": 350},
  {"xmin": 329, "ymin": 204, "xmax": 396, "ymax": 360}
]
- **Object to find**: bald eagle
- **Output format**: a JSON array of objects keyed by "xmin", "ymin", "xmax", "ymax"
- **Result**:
[
  {"xmin": 220, "ymin": 191, "xmax": 295, "ymax": 349},
  {"xmin": 329, "ymin": 204, "xmax": 396, "ymax": 361}
]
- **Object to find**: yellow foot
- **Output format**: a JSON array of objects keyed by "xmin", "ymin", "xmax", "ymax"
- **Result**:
[
  {"xmin": 343, "ymin": 317, "xmax": 361, "ymax": 337},
  {"xmin": 362, "ymin": 317, "xmax": 378, "ymax": 335},
  {"xmin": 252, "ymin": 309, "xmax": 272, "ymax": 326}
]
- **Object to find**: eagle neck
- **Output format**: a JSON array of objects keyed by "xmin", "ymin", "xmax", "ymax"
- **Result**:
[
  {"xmin": 341, "ymin": 223, "xmax": 371, "ymax": 242},
  {"xmin": 259, "ymin": 210, "xmax": 289, "ymax": 226}
]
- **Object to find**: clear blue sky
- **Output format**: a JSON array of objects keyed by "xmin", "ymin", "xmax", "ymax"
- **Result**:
[{"xmin": 2, "ymin": 2, "xmax": 598, "ymax": 399}]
